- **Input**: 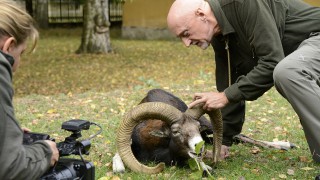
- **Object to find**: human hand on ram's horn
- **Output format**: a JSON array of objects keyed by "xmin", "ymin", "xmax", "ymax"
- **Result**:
[
  {"xmin": 188, "ymin": 91, "xmax": 229, "ymax": 111},
  {"xmin": 187, "ymin": 97, "xmax": 224, "ymax": 167}
]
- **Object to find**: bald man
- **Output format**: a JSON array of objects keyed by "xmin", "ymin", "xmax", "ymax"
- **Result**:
[{"xmin": 167, "ymin": 0, "xmax": 320, "ymax": 163}]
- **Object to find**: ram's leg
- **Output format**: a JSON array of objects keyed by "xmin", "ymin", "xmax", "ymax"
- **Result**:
[
  {"xmin": 233, "ymin": 134, "xmax": 296, "ymax": 150},
  {"xmin": 112, "ymin": 153, "xmax": 125, "ymax": 173}
]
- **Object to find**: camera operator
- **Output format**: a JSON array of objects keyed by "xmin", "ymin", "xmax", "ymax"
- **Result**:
[{"xmin": 0, "ymin": 0, "xmax": 59, "ymax": 179}]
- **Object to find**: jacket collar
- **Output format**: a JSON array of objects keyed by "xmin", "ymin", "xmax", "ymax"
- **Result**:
[
  {"xmin": 207, "ymin": 0, "xmax": 235, "ymax": 36},
  {"xmin": 0, "ymin": 50, "xmax": 14, "ymax": 66}
]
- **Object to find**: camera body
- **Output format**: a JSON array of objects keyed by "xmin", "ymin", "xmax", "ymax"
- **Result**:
[{"xmin": 23, "ymin": 119, "xmax": 95, "ymax": 180}]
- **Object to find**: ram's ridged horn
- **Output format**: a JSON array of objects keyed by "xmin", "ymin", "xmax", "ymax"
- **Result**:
[
  {"xmin": 116, "ymin": 102, "xmax": 183, "ymax": 174},
  {"xmin": 185, "ymin": 103, "xmax": 223, "ymax": 166},
  {"xmin": 207, "ymin": 109, "xmax": 223, "ymax": 166},
  {"xmin": 184, "ymin": 103, "xmax": 206, "ymax": 119}
]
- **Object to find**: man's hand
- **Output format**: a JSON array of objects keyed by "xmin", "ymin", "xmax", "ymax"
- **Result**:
[
  {"xmin": 44, "ymin": 140, "xmax": 59, "ymax": 166},
  {"xmin": 188, "ymin": 91, "xmax": 229, "ymax": 111},
  {"xmin": 21, "ymin": 127, "xmax": 31, "ymax": 133}
]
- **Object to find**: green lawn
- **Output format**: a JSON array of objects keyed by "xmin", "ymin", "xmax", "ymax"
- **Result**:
[{"xmin": 13, "ymin": 28, "xmax": 319, "ymax": 179}]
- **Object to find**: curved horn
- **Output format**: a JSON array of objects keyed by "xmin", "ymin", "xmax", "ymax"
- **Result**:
[
  {"xmin": 207, "ymin": 109, "xmax": 223, "ymax": 166},
  {"xmin": 116, "ymin": 102, "xmax": 183, "ymax": 174},
  {"xmin": 185, "ymin": 103, "xmax": 223, "ymax": 166},
  {"xmin": 184, "ymin": 102, "xmax": 206, "ymax": 119}
]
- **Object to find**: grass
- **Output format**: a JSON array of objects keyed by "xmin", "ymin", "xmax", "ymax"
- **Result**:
[{"xmin": 13, "ymin": 28, "xmax": 319, "ymax": 179}]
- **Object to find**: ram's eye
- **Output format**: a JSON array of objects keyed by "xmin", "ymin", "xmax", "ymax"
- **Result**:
[{"xmin": 171, "ymin": 129, "xmax": 180, "ymax": 136}]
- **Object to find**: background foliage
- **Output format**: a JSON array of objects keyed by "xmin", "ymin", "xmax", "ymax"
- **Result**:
[{"xmin": 14, "ymin": 28, "xmax": 319, "ymax": 179}]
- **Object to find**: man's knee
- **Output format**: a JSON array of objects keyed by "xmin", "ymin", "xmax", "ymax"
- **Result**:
[
  {"xmin": 273, "ymin": 57, "xmax": 302, "ymax": 87},
  {"xmin": 273, "ymin": 60, "xmax": 294, "ymax": 87}
]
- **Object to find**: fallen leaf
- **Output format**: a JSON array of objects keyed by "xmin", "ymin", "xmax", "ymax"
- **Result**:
[
  {"xmin": 300, "ymin": 167, "xmax": 314, "ymax": 171},
  {"xmin": 251, "ymin": 168, "xmax": 260, "ymax": 175},
  {"xmin": 105, "ymin": 162, "xmax": 111, "ymax": 167},
  {"xmin": 32, "ymin": 119, "xmax": 39, "ymax": 125},
  {"xmin": 46, "ymin": 109, "xmax": 57, "ymax": 114},
  {"xmin": 217, "ymin": 178, "xmax": 226, "ymax": 180},
  {"xmin": 287, "ymin": 169, "xmax": 295, "ymax": 175},
  {"xmin": 36, "ymin": 113, "xmax": 44, "ymax": 118},
  {"xmin": 111, "ymin": 176, "xmax": 121, "ymax": 180},
  {"xmin": 164, "ymin": 173, "xmax": 171, "ymax": 178},
  {"xmin": 274, "ymin": 126, "xmax": 282, "ymax": 131},
  {"xmin": 194, "ymin": 80, "xmax": 205, "ymax": 85},
  {"xmin": 279, "ymin": 174, "xmax": 287, "ymax": 179},
  {"xmin": 97, "ymin": 177, "xmax": 109, "ymax": 180},
  {"xmin": 299, "ymin": 156, "xmax": 308, "ymax": 162},
  {"xmin": 106, "ymin": 172, "xmax": 113, "ymax": 176},
  {"xmin": 251, "ymin": 146, "xmax": 261, "ymax": 154}
]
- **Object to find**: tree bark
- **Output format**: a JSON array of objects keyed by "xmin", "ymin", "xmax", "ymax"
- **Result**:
[
  {"xmin": 35, "ymin": 0, "xmax": 49, "ymax": 29},
  {"xmin": 76, "ymin": 0, "xmax": 112, "ymax": 54},
  {"xmin": 25, "ymin": 0, "xmax": 33, "ymax": 16}
]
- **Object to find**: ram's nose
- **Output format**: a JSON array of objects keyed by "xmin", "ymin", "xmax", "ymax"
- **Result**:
[{"xmin": 188, "ymin": 135, "xmax": 204, "ymax": 156}]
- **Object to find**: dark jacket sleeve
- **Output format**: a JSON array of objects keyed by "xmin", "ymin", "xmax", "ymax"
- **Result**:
[
  {"xmin": 224, "ymin": 0, "xmax": 285, "ymax": 102},
  {"xmin": 0, "ymin": 53, "xmax": 52, "ymax": 180}
]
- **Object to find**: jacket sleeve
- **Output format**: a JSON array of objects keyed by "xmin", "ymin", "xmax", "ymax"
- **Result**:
[
  {"xmin": 0, "ymin": 114, "xmax": 53, "ymax": 180},
  {"xmin": 224, "ymin": 0, "xmax": 285, "ymax": 102},
  {"xmin": 0, "ymin": 54, "xmax": 52, "ymax": 180}
]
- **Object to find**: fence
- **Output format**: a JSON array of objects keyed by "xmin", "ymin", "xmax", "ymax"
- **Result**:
[
  {"xmin": 15, "ymin": 0, "xmax": 123, "ymax": 24},
  {"xmin": 48, "ymin": 0, "xmax": 83, "ymax": 23},
  {"xmin": 48, "ymin": 0, "xmax": 123, "ymax": 24}
]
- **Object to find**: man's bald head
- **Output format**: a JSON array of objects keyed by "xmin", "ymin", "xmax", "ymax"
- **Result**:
[
  {"xmin": 166, "ymin": 0, "xmax": 220, "ymax": 50},
  {"xmin": 167, "ymin": 0, "xmax": 205, "ymax": 33}
]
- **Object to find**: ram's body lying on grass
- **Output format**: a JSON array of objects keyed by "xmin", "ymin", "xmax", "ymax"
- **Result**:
[
  {"xmin": 132, "ymin": 89, "xmax": 215, "ymax": 165},
  {"xmin": 113, "ymin": 89, "xmax": 295, "ymax": 174},
  {"xmin": 114, "ymin": 89, "xmax": 222, "ymax": 174}
]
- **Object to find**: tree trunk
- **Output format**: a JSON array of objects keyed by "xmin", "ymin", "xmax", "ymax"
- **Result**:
[
  {"xmin": 25, "ymin": 0, "xmax": 33, "ymax": 16},
  {"xmin": 77, "ymin": 0, "xmax": 112, "ymax": 54},
  {"xmin": 35, "ymin": 0, "xmax": 49, "ymax": 29}
]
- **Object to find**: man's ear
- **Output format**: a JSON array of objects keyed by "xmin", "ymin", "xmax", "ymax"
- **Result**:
[
  {"xmin": 1, "ymin": 37, "xmax": 15, "ymax": 53},
  {"xmin": 195, "ymin": 8, "xmax": 207, "ymax": 21}
]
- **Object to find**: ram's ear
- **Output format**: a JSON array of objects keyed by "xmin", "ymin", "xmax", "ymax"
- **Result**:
[
  {"xmin": 149, "ymin": 129, "xmax": 170, "ymax": 138},
  {"xmin": 199, "ymin": 125, "xmax": 208, "ymax": 132},
  {"xmin": 199, "ymin": 116, "xmax": 213, "ymax": 133}
]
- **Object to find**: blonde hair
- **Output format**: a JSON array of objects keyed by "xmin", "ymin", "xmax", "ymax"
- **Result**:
[{"xmin": 0, "ymin": 0, "xmax": 39, "ymax": 51}]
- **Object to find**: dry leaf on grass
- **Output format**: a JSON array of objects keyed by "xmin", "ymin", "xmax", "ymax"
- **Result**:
[
  {"xmin": 299, "ymin": 156, "xmax": 309, "ymax": 162},
  {"xmin": 300, "ymin": 167, "xmax": 314, "ymax": 171},
  {"xmin": 251, "ymin": 146, "xmax": 261, "ymax": 154},
  {"xmin": 279, "ymin": 174, "xmax": 287, "ymax": 179},
  {"xmin": 287, "ymin": 169, "xmax": 295, "ymax": 175}
]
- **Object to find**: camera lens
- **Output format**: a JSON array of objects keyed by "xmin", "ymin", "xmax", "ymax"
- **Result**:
[{"xmin": 41, "ymin": 162, "xmax": 77, "ymax": 180}]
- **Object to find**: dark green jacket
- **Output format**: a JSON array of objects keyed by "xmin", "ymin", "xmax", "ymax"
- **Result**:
[
  {"xmin": 0, "ymin": 51, "xmax": 52, "ymax": 179},
  {"xmin": 209, "ymin": 0, "xmax": 320, "ymax": 102}
]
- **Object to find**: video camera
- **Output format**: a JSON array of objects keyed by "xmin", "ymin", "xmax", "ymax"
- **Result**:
[{"xmin": 23, "ymin": 119, "xmax": 102, "ymax": 180}]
